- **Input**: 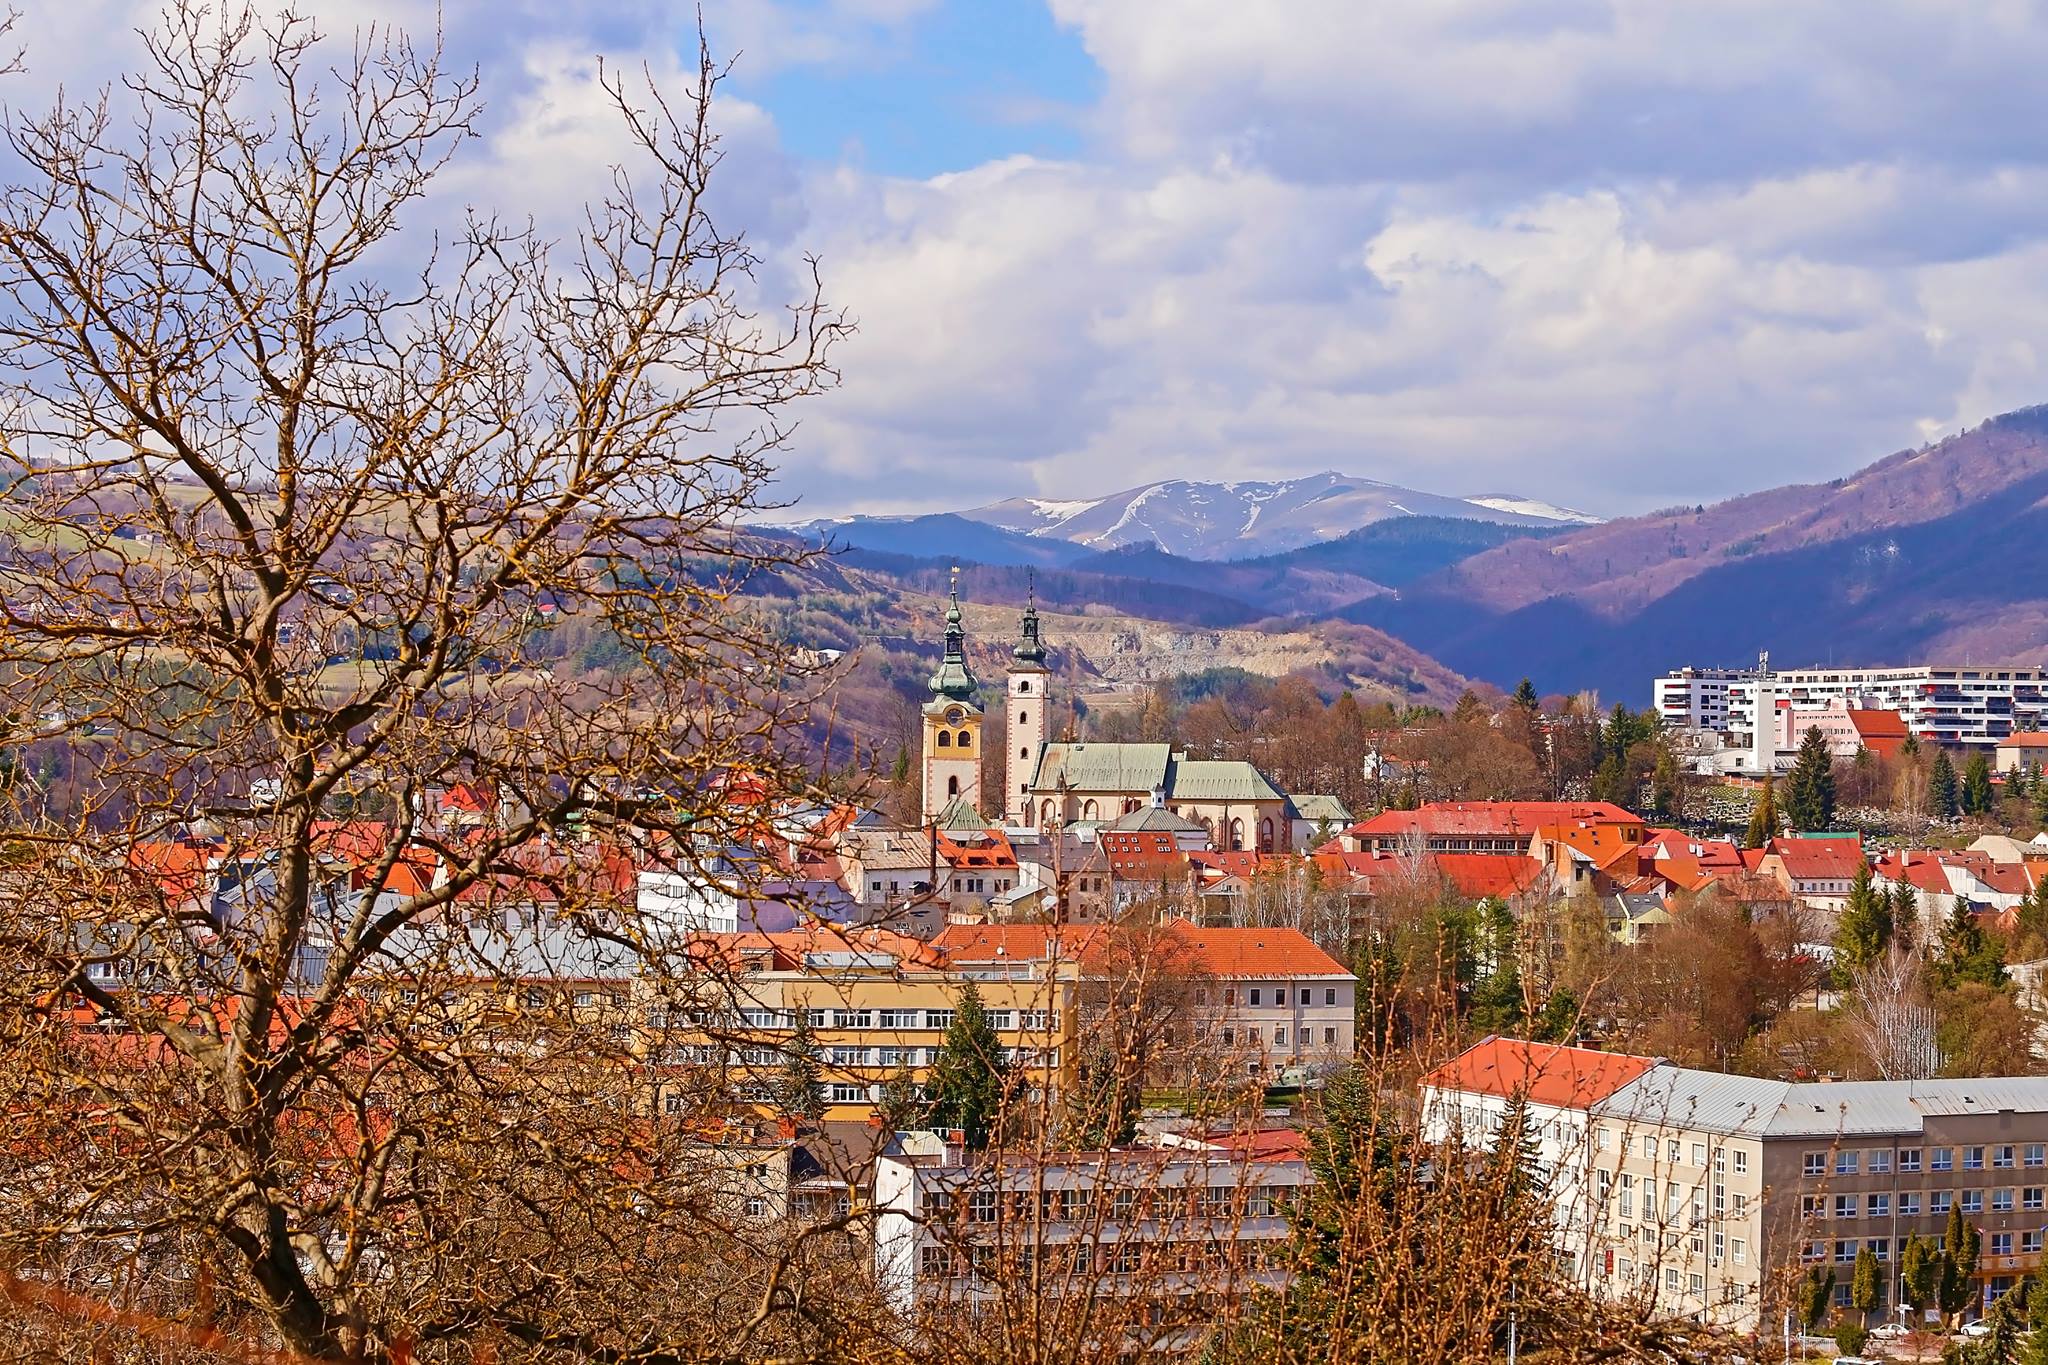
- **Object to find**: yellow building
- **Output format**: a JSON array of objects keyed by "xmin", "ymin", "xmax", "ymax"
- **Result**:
[{"xmin": 671, "ymin": 925, "xmax": 1079, "ymax": 1125}]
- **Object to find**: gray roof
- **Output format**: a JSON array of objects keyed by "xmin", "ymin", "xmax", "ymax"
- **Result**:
[
  {"xmin": 375, "ymin": 914, "xmax": 646, "ymax": 982},
  {"xmin": 1031, "ymin": 742, "xmax": 1173, "ymax": 794},
  {"xmin": 1595, "ymin": 1068, "xmax": 2048, "ymax": 1139},
  {"xmin": 1166, "ymin": 759, "xmax": 1285, "ymax": 803},
  {"xmin": 1291, "ymin": 794, "xmax": 1352, "ymax": 825},
  {"xmin": 1106, "ymin": 805, "xmax": 1206, "ymax": 834}
]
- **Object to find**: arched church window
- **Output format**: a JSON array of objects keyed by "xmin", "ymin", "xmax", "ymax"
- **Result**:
[
  {"xmin": 948, "ymin": 776, "xmax": 960, "ymax": 797},
  {"xmin": 1228, "ymin": 818, "xmax": 1245, "ymax": 851},
  {"xmin": 1017, "ymin": 709, "xmax": 1029, "ymax": 726},
  {"xmin": 1018, "ymin": 680, "xmax": 1031, "ymax": 694},
  {"xmin": 1082, "ymin": 800, "xmax": 1098, "ymax": 821},
  {"xmin": 1259, "ymin": 818, "xmax": 1275, "ymax": 853},
  {"xmin": 935, "ymin": 731, "xmax": 950, "ymax": 748},
  {"xmin": 1040, "ymin": 800, "xmax": 1055, "ymax": 826},
  {"xmin": 1123, "ymin": 799, "xmax": 1140, "ymax": 814},
  {"xmin": 1019, "ymin": 747, "xmax": 1029, "ymax": 760},
  {"xmin": 955, "ymin": 729, "xmax": 972, "ymax": 749}
]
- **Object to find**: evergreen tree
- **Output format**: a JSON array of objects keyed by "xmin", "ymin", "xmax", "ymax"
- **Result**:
[
  {"xmin": 1452, "ymin": 689, "xmax": 1488, "ymax": 725},
  {"xmin": 2033, "ymin": 767, "xmax": 2048, "ymax": 828},
  {"xmin": 1489, "ymin": 1093, "xmax": 1549, "ymax": 1234},
  {"xmin": 1963, "ymin": 750, "xmax": 1996, "ymax": 817},
  {"xmin": 1745, "ymin": 776, "xmax": 1780, "ymax": 850},
  {"xmin": 1511, "ymin": 677, "xmax": 1541, "ymax": 721},
  {"xmin": 890, "ymin": 744, "xmax": 910, "ymax": 785},
  {"xmin": 1940, "ymin": 1204, "xmax": 1982, "ymax": 1328},
  {"xmin": 1929, "ymin": 749, "xmax": 1961, "ymax": 818},
  {"xmin": 1902, "ymin": 1232, "xmax": 1938, "ymax": 1320},
  {"xmin": 1786, "ymin": 725, "xmax": 1838, "ymax": 831},
  {"xmin": 2016, "ymin": 880, "xmax": 2048, "ymax": 957},
  {"xmin": 926, "ymin": 982, "xmax": 1010, "ymax": 1149},
  {"xmin": 1650, "ymin": 745, "xmax": 1684, "ymax": 821},
  {"xmin": 1835, "ymin": 863, "xmax": 1893, "ymax": 973},
  {"xmin": 1069, "ymin": 1038, "xmax": 1140, "ymax": 1149},
  {"xmin": 1936, "ymin": 903, "xmax": 2010, "ymax": 991},
  {"xmin": 1468, "ymin": 898, "xmax": 1525, "ymax": 1035},
  {"xmin": 775, "ymin": 1011, "xmax": 826, "ymax": 1122},
  {"xmin": 1531, "ymin": 988, "xmax": 1580, "ymax": 1044},
  {"xmin": 1891, "ymin": 883, "xmax": 1919, "ymax": 954},
  {"xmin": 1798, "ymin": 1264, "xmax": 1838, "ymax": 1332},
  {"xmin": 2024, "ymin": 1264, "xmax": 2048, "ymax": 1365}
]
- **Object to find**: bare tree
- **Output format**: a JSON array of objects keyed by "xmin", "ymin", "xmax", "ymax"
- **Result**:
[
  {"xmin": 1838, "ymin": 946, "xmax": 1941, "ymax": 1080},
  {"xmin": 0, "ymin": 5, "xmax": 866, "ymax": 1363}
]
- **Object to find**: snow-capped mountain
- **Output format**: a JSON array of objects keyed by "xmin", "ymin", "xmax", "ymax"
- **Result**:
[{"xmin": 958, "ymin": 472, "xmax": 1601, "ymax": 560}]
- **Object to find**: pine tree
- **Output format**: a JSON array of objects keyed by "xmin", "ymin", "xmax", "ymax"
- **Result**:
[
  {"xmin": 1511, "ymin": 677, "xmax": 1540, "ymax": 720},
  {"xmin": 1936, "ymin": 903, "xmax": 2010, "ymax": 991},
  {"xmin": 1902, "ymin": 1232, "xmax": 1938, "ymax": 1320},
  {"xmin": 1468, "ymin": 898, "xmax": 1525, "ymax": 1034},
  {"xmin": 1745, "ymin": 776, "xmax": 1780, "ymax": 850},
  {"xmin": 2024, "ymin": 1264, "xmax": 2048, "ymax": 1365},
  {"xmin": 877, "ymin": 1060, "xmax": 924, "ymax": 1132},
  {"xmin": 1531, "ymin": 988, "xmax": 1579, "ymax": 1044},
  {"xmin": 1963, "ymin": 750, "xmax": 1996, "ymax": 817},
  {"xmin": 926, "ymin": 981, "xmax": 1010, "ymax": 1149},
  {"xmin": 2017, "ymin": 881, "xmax": 2048, "ymax": 957},
  {"xmin": 1799, "ymin": 1264, "xmax": 1838, "ymax": 1332},
  {"xmin": 1891, "ymin": 884, "xmax": 1919, "ymax": 954},
  {"xmin": 1835, "ymin": 862, "xmax": 1893, "ymax": 972},
  {"xmin": 775, "ymin": 1011, "xmax": 826, "ymax": 1122},
  {"xmin": 1940, "ymin": 1203, "xmax": 1981, "ymax": 1328},
  {"xmin": 1786, "ymin": 725, "xmax": 1837, "ymax": 831},
  {"xmin": 1651, "ymin": 745, "xmax": 1683, "ymax": 820},
  {"xmin": 2034, "ymin": 767, "xmax": 2048, "ymax": 828},
  {"xmin": 890, "ymin": 745, "xmax": 910, "ymax": 785},
  {"xmin": 1929, "ymin": 749, "xmax": 1961, "ymax": 819}
]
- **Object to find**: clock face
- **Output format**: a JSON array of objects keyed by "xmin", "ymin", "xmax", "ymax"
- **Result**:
[{"xmin": 946, "ymin": 707, "xmax": 965, "ymax": 724}]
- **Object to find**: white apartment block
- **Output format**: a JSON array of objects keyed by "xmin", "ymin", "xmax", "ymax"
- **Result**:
[
  {"xmin": 1425, "ymin": 1038, "xmax": 2048, "ymax": 1335},
  {"xmin": 1654, "ymin": 664, "xmax": 2048, "ymax": 753}
]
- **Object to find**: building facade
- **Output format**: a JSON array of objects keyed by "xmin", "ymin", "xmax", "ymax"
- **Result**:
[{"xmin": 1654, "ymin": 664, "xmax": 2048, "ymax": 754}]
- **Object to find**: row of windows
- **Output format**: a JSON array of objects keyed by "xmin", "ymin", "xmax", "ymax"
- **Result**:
[
  {"xmin": 1607, "ymin": 1133, "xmax": 1752, "ymax": 1176},
  {"xmin": 1219, "ymin": 1025, "xmax": 1341, "ymax": 1049},
  {"xmin": 920, "ymin": 1237, "xmax": 1284, "ymax": 1280},
  {"xmin": 1608, "ymin": 1227, "xmax": 1750, "ymax": 1267},
  {"xmin": 1197, "ymin": 986, "xmax": 1344, "ymax": 1009},
  {"xmin": 1609, "ymin": 1173, "xmax": 1747, "ymax": 1223},
  {"xmin": 1805, "ymin": 1231, "xmax": 2046, "ymax": 1262},
  {"xmin": 1804, "ymin": 1144, "xmax": 2048, "ymax": 1177},
  {"xmin": 961, "ymin": 1182, "xmax": 1299, "ymax": 1224},
  {"xmin": 732, "ymin": 1007, "xmax": 1053, "ymax": 1032},
  {"xmin": 933, "ymin": 729, "xmax": 974, "ymax": 749},
  {"xmin": 1803, "ymin": 1187, "xmax": 2047, "ymax": 1219}
]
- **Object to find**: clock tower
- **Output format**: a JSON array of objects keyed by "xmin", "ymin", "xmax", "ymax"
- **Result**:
[{"xmin": 921, "ymin": 570, "xmax": 983, "ymax": 823}]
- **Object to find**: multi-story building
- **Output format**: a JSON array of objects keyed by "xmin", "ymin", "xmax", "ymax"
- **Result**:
[
  {"xmin": 873, "ymin": 1126, "xmax": 1308, "ymax": 1343},
  {"xmin": 1424, "ymin": 1037, "xmax": 2048, "ymax": 1333},
  {"xmin": 1654, "ymin": 664, "xmax": 2048, "ymax": 754},
  {"xmin": 1336, "ymin": 801, "xmax": 1645, "ymax": 857}
]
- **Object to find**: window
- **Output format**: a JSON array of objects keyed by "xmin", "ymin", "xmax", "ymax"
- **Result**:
[
  {"xmin": 1665, "ymin": 1267, "xmax": 1680, "ymax": 1293},
  {"xmin": 2028, "ymin": 1144, "xmax": 2046, "ymax": 1168},
  {"xmin": 1619, "ymin": 1175, "xmax": 1634, "ymax": 1218},
  {"xmin": 1733, "ymin": 1149, "xmax": 1749, "ymax": 1175},
  {"xmin": 879, "ymin": 1008, "xmax": 916, "ymax": 1029},
  {"xmin": 2026, "ymin": 1188, "xmax": 2044, "ymax": 1211},
  {"xmin": 925, "ymin": 1009, "xmax": 954, "ymax": 1030},
  {"xmin": 1869, "ymin": 1238, "xmax": 1889, "ymax": 1261},
  {"xmin": 743, "ymin": 1196, "xmax": 766, "ymax": 1219},
  {"xmin": 1870, "ymin": 1149, "xmax": 1892, "ymax": 1174},
  {"xmin": 1992, "ymin": 1232, "xmax": 2015, "ymax": 1257},
  {"xmin": 829, "ymin": 1083, "xmax": 866, "ymax": 1104},
  {"xmin": 1834, "ymin": 1195, "xmax": 1856, "ymax": 1220},
  {"xmin": 969, "ymin": 1190, "xmax": 997, "ymax": 1223},
  {"xmin": 1274, "ymin": 1027, "xmax": 1288, "ymax": 1047},
  {"xmin": 1961, "ymin": 1190, "xmax": 1984, "ymax": 1214},
  {"xmin": 1299, "ymin": 988, "xmax": 1310, "ymax": 1006},
  {"xmin": 1996, "ymin": 1145, "xmax": 2017, "ymax": 1169},
  {"xmin": 1835, "ymin": 1151, "xmax": 1860, "ymax": 1176},
  {"xmin": 1867, "ymin": 1194, "xmax": 1890, "ymax": 1218},
  {"xmin": 1804, "ymin": 1151, "xmax": 1827, "ymax": 1177},
  {"xmin": 1689, "ymin": 1273, "xmax": 1705, "ymax": 1298},
  {"xmin": 1713, "ymin": 1231, "xmax": 1725, "ymax": 1260},
  {"xmin": 1714, "ymin": 1146, "xmax": 1725, "ymax": 1173},
  {"xmin": 1669, "ymin": 1140, "xmax": 1682, "ymax": 1165},
  {"xmin": 1249, "ymin": 989, "xmax": 1263, "ymax": 1007},
  {"xmin": 984, "ymin": 1010, "xmax": 1014, "ymax": 1030},
  {"xmin": 1994, "ymin": 1188, "xmax": 2015, "ymax": 1212},
  {"xmin": 1326, "ymin": 988, "xmax": 1338, "ymax": 1005},
  {"xmin": 1900, "ymin": 1193, "xmax": 1921, "ymax": 1217},
  {"xmin": 1801, "ymin": 1194, "xmax": 1827, "ymax": 1221},
  {"xmin": 2027, "ymin": 1231, "xmax": 2045, "ymax": 1255},
  {"xmin": 1323, "ymin": 1027, "xmax": 1337, "ymax": 1045},
  {"xmin": 1966, "ymin": 1146, "xmax": 1986, "ymax": 1170},
  {"xmin": 1933, "ymin": 1191, "xmax": 1954, "ymax": 1214},
  {"xmin": 1732, "ymin": 1238, "xmax": 1747, "ymax": 1266},
  {"xmin": 1835, "ymin": 1239, "xmax": 1858, "ymax": 1264},
  {"xmin": 836, "ymin": 1009, "xmax": 873, "ymax": 1029},
  {"xmin": 1901, "ymin": 1147, "xmax": 1923, "ymax": 1172},
  {"xmin": 1645, "ymin": 1137, "xmax": 1658, "ymax": 1161},
  {"xmin": 1932, "ymin": 1147, "xmax": 1954, "ymax": 1172},
  {"xmin": 1692, "ymin": 1143, "xmax": 1706, "ymax": 1166}
]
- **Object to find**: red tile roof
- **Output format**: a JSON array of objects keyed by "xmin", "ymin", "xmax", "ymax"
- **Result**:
[
  {"xmin": 932, "ymin": 923, "xmax": 1352, "ymax": 979},
  {"xmin": 1349, "ymin": 801, "xmax": 1642, "ymax": 840},
  {"xmin": 1434, "ymin": 853, "xmax": 1548, "ymax": 899},
  {"xmin": 1766, "ymin": 835, "xmax": 1865, "ymax": 883},
  {"xmin": 1421, "ymin": 1037, "xmax": 1658, "ymax": 1110},
  {"xmin": 2001, "ymin": 732, "xmax": 2048, "ymax": 747}
]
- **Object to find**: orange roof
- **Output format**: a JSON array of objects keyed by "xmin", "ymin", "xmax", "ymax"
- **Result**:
[
  {"xmin": 1189, "ymin": 849, "xmax": 1267, "ymax": 879},
  {"xmin": 933, "ymin": 923, "xmax": 1100, "ymax": 965},
  {"xmin": 2001, "ymin": 732, "xmax": 2048, "ymax": 747},
  {"xmin": 933, "ymin": 923, "xmax": 1352, "ymax": 980},
  {"xmin": 934, "ymin": 827, "xmax": 1017, "ymax": 870},
  {"xmin": 1765, "ymin": 835, "xmax": 1865, "ymax": 882},
  {"xmin": 1539, "ymin": 821, "xmax": 1640, "ymax": 869},
  {"xmin": 1421, "ymin": 1037, "xmax": 1657, "ymax": 1110},
  {"xmin": 693, "ymin": 924, "xmax": 945, "ymax": 971},
  {"xmin": 1434, "ymin": 853, "xmax": 1547, "ymax": 900},
  {"xmin": 1349, "ymin": 801, "xmax": 1643, "ymax": 840}
]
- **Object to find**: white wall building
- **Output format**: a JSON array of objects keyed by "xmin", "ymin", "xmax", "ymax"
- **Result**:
[{"xmin": 1654, "ymin": 664, "xmax": 2048, "ymax": 754}]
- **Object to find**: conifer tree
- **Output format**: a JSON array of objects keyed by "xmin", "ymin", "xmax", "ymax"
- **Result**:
[
  {"xmin": 2033, "ymin": 767, "xmax": 2048, "ymax": 828},
  {"xmin": 877, "ymin": 1060, "xmax": 924, "ymax": 1132},
  {"xmin": 1745, "ymin": 775, "xmax": 1780, "ymax": 850},
  {"xmin": 1786, "ymin": 725, "xmax": 1837, "ymax": 831},
  {"xmin": 891, "ymin": 744, "xmax": 910, "ymax": 785},
  {"xmin": 1962, "ymin": 750, "xmax": 1996, "ymax": 817},
  {"xmin": 1851, "ymin": 1245, "xmax": 1881, "ymax": 1324},
  {"xmin": 1511, "ymin": 677, "xmax": 1541, "ymax": 721},
  {"xmin": 1929, "ymin": 749, "xmax": 1961, "ymax": 818},
  {"xmin": 776, "ymin": 1010, "xmax": 826, "ymax": 1122},
  {"xmin": 1835, "ymin": 863, "xmax": 1893, "ymax": 972},
  {"xmin": 1891, "ymin": 884, "xmax": 1920, "ymax": 953},
  {"xmin": 1936, "ymin": 903, "xmax": 2010, "ymax": 991},
  {"xmin": 927, "ymin": 981, "xmax": 1010, "ymax": 1148},
  {"xmin": 1468, "ymin": 898, "xmax": 1526, "ymax": 1034},
  {"xmin": 1902, "ymin": 1233, "xmax": 1938, "ymax": 1321}
]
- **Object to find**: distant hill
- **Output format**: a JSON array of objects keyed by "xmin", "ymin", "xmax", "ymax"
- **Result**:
[{"xmin": 1348, "ymin": 406, "xmax": 2048, "ymax": 700}]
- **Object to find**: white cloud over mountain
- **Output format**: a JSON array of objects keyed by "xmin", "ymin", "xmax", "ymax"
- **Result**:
[{"xmin": 11, "ymin": 2, "xmax": 2048, "ymax": 518}]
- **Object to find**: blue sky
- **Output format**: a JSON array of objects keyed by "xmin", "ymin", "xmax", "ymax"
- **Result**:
[{"xmin": 17, "ymin": 1, "xmax": 2048, "ymax": 520}]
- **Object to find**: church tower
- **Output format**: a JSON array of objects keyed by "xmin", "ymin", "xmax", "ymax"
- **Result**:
[
  {"xmin": 1007, "ymin": 584, "xmax": 1050, "ymax": 826},
  {"xmin": 921, "ymin": 570, "xmax": 983, "ymax": 823}
]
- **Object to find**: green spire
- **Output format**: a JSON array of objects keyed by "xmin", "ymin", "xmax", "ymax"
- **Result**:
[
  {"xmin": 928, "ymin": 567, "xmax": 980, "ymax": 701},
  {"xmin": 1013, "ymin": 570, "xmax": 1047, "ymax": 666}
]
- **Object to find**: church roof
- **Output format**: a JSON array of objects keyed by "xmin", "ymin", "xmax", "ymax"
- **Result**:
[
  {"xmin": 1106, "ymin": 804, "xmax": 1206, "ymax": 834},
  {"xmin": 1168, "ymin": 759, "xmax": 1285, "ymax": 803},
  {"xmin": 1031, "ymin": 742, "xmax": 1173, "ymax": 794},
  {"xmin": 934, "ymin": 795, "xmax": 990, "ymax": 834},
  {"xmin": 927, "ymin": 575, "xmax": 979, "ymax": 702}
]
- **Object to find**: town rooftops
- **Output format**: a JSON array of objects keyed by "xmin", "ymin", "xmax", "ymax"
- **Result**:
[
  {"xmin": 1031, "ymin": 742, "xmax": 1173, "ymax": 793},
  {"xmin": 1106, "ymin": 804, "xmax": 1207, "ymax": 835},
  {"xmin": 1348, "ymin": 801, "xmax": 1643, "ymax": 841},
  {"xmin": 932, "ymin": 923, "xmax": 1352, "ymax": 981},
  {"xmin": 1597, "ymin": 1070, "xmax": 2048, "ymax": 1139},
  {"xmin": 1764, "ymin": 834, "xmax": 1865, "ymax": 882},
  {"xmin": 1434, "ymin": 853, "xmax": 1549, "ymax": 900},
  {"xmin": 2001, "ymin": 732, "xmax": 2048, "ymax": 747},
  {"xmin": 1420, "ymin": 1036, "xmax": 1658, "ymax": 1110}
]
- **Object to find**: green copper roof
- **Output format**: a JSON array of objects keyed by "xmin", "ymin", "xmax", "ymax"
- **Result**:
[
  {"xmin": 928, "ymin": 574, "xmax": 980, "ymax": 701},
  {"xmin": 1013, "ymin": 588, "xmax": 1047, "ymax": 666}
]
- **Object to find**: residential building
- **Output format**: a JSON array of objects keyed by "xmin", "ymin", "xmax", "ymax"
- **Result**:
[
  {"xmin": 1997, "ymin": 732, "xmax": 2048, "ymax": 775},
  {"xmin": 1757, "ymin": 835, "xmax": 1866, "ymax": 914},
  {"xmin": 1335, "ymin": 801, "xmax": 1645, "ymax": 857},
  {"xmin": 1424, "ymin": 1037, "xmax": 2048, "ymax": 1333},
  {"xmin": 1654, "ymin": 664, "xmax": 2048, "ymax": 754},
  {"xmin": 873, "ymin": 1126, "xmax": 1308, "ymax": 1339}
]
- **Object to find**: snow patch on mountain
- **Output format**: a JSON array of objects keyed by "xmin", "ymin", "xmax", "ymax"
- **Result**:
[{"xmin": 1465, "ymin": 496, "xmax": 1604, "ymax": 525}]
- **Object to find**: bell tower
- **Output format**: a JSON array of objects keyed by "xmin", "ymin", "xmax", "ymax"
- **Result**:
[
  {"xmin": 921, "ymin": 569, "xmax": 983, "ymax": 823},
  {"xmin": 1007, "ymin": 579, "xmax": 1050, "ymax": 825}
]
